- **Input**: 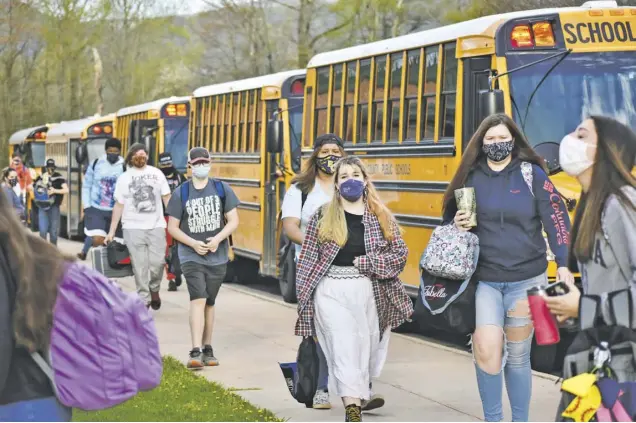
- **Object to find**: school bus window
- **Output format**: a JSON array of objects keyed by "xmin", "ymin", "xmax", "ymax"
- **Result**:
[
  {"xmin": 331, "ymin": 64, "xmax": 343, "ymax": 136},
  {"xmin": 373, "ymin": 55, "xmax": 387, "ymax": 142},
  {"xmin": 421, "ymin": 45, "xmax": 439, "ymax": 140},
  {"xmin": 232, "ymin": 93, "xmax": 238, "ymax": 152},
  {"xmin": 440, "ymin": 43, "xmax": 457, "ymax": 139},
  {"xmin": 343, "ymin": 61, "xmax": 357, "ymax": 142},
  {"xmin": 315, "ymin": 66, "xmax": 330, "ymax": 139},
  {"xmin": 357, "ymin": 59, "xmax": 371, "ymax": 144},
  {"xmin": 404, "ymin": 49, "xmax": 420, "ymax": 141},
  {"xmin": 208, "ymin": 97, "xmax": 216, "ymax": 152},
  {"xmin": 388, "ymin": 52, "xmax": 403, "ymax": 142},
  {"xmin": 247, "ymin": 90, "xmax": 255, "ymax": 152},
  {"xmin": 255, "ymin": 90, "xmax": 262, "ymax": 152},
  {"xmin": 303, "ymin": 84, "xmax": 314, "ymax": 148},
  {"xmin": 195, "ymin": 98, "xmax": 203, "ymax": 146}
]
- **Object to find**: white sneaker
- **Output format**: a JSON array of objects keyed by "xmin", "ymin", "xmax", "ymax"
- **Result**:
[{"xmin": 312, "ymin": 389, "xmax": 331, "ymax": 409}]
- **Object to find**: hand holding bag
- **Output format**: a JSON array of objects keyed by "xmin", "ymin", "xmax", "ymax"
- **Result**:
[{"xmin": 421, "ymin": 224, "xmax": 479, "ymax": 280}]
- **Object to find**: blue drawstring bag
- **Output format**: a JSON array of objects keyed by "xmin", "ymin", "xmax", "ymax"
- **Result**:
[{"xmin": 279, "ymin": 337, "xmax": 318, "ymax": 408}]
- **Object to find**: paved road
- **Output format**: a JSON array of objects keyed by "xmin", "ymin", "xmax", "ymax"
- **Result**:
[{"xmin": 58, "ymin": 239, "xmax": 562, "ymax": 422}]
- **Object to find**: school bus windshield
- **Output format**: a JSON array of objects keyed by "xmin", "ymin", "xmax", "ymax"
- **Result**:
[
  {"xmin": 164, "ymin": 118, "xmax": 189, "ymax": 171},
  {"xmin": 508, "ymin": 51, "xmax": 636, "ymax": 147},
  {"xmin": 25, "ymin": 142, "xmax": 47, "ymax": 168}
]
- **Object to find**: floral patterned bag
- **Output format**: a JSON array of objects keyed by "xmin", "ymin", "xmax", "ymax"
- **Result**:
[{"xmin": 421, "ymin": 224, "xmax": 479, "ymax": 280}]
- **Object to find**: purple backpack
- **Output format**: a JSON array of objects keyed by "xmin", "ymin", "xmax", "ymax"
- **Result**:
[{"xmin": 31, "ymin": 263, "xmax": 163, "ymax": 410}]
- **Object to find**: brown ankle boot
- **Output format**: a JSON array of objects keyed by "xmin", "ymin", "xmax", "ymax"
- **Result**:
[{"xmin": 345, "ymin": 404, "xmax": 361, "ymax": 422}]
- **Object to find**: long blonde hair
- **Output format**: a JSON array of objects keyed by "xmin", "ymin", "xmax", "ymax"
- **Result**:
[{"xmin": 317, "ymin": 156, "xmax": 400, "ymax": 246}]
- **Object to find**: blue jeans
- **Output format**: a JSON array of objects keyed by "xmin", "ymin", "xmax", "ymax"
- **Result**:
[
  {"xmin": 82, "ymin": 235, "xmax": 93, "ymax": 254},
  {"xmin": 315, "ymin": 338, "xmax": 329, "ymax": 392},
  {"xmin": 0, "ymin": 396, "xmax": 71, "ymax": 422},
  {"xmin": 473, "ymin": 273, "xmax": 546, "ymax": 422},
  {"xmin": 38, "ymin": 205, "xmax": 60, "ymax": 246}
]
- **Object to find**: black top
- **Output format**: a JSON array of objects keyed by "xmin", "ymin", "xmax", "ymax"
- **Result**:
[
  {"xmin": 34, "ymin": 171, "xmax": 66, "ymax": 207},
  {"xmin": 333, "ymin": 211, "xmax": 366, "ymax": 266}
]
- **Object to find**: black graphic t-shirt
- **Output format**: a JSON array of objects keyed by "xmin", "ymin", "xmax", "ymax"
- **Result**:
[{"xmin": 166, "ymin": 179, "xmax": 239, "ymax": 266}]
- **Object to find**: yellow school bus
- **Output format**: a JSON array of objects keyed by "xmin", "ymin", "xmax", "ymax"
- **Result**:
[
  {"xmin": 189, "ymin": 69, "xmax": 307, "ymax": 283},
  {"xmin": 299, "ymin": 0, "xmax": 636, "ymax": 371},
  {"xmin": 8, "ymin": 124, "xmax": 52, "ymax": 230},
  {"xmin": 46, "ymin": 114, "xmax": 115, "ymax": 239},
  {"xmin": 115, "ymin": 97, "xmax": 190, "ymax": 171}
]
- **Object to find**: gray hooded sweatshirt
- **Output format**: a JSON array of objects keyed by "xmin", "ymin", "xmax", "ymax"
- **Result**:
[{"xmin": 580, "ymin": 185, "xmax": 636, "ymax": 327}]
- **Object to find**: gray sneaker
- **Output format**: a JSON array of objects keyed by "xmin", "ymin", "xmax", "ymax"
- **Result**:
[
  {"xmin": 312, "ymin": 389, "xmax": 331, "ymax": 409},
  {"xmin": 361, "ymin": 394, "xmax": 385, "ymax": 411},
  {"xmin": 202, "ymin": 345, "xmax": 219, "ymax": 366}
]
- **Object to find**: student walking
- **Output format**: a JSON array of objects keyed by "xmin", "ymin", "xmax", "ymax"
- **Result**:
[
  {"xmin": 106, "ymin": 143, "xmax": 171, "ymax": 310},
  {"xmin": 444, "ymin": 114, "xmax": 573, "ymax": 422},
  {"xmin": 34, "ymin": 159, "xmax": 68, "ymax": 246},
  {"xmin": 0, "ymin": 188, "xmax": 72, "ymax": 421},
  {"xmin": 167, "ymin": 147, "xmax": 239, "ymax": 369},
  {"xmin": 82, "ymin": 138, "xmax": 126, "ymax": 246},
  {"xmin": 295, "ymin": 156, "xmax": 413, "ymax": 422},
  {"xmin": 281, "ymin": 133, "xmax": 345, "ymax": 410},
  {"xmin": 546, "ymin": 116, "xmax": 636, "ymax": 375},
  {"xmin": 2, "ymin": 167, "xmax": 24, "ymax": 221}
]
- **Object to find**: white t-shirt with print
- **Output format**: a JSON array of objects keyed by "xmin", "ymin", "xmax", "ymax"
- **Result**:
[
  {"xmin": 114, "ymin": 166, "xmax": 171, "ymax": 230},
  {"xmin": 281, "ymin": 182, "xmax": 331, "ymax": 258}
]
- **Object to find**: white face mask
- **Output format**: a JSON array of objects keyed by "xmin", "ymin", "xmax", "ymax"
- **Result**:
[
  {"xmin": 192, "ymin": 164, "xmax": 211, "ymax": 179},
  {"xmin": 559, "ymin": 134, "xmax": 595, "ymax": 177}
]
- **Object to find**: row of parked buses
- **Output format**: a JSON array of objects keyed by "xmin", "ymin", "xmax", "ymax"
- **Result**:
[{"xmin": 9, "ymin": 1, "xmax": 636, "ymax": 372}]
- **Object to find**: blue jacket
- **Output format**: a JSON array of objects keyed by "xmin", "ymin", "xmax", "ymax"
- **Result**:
[
  {"xmin": 81, "ymin": 156, "xmax": 125, "ymax": 211},
  {"xmin": 444, "ymin": 158, "xmax": 570, "ymax": 283}
]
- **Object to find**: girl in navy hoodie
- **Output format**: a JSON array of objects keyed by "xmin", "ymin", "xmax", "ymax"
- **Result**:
[{"xmin": 442, "ymin": 114, "xmax": 573, "ymax": 422}]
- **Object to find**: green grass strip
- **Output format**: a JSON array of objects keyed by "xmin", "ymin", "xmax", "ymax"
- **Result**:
[{"xmin": 73, "ymin": 356, "xmax": 282, "ymax": 422}]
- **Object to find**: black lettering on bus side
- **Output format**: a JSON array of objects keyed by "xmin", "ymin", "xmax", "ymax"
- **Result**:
[{"xmin": 564, "ymin": 21, "xmax": 636, "ymax": 44}]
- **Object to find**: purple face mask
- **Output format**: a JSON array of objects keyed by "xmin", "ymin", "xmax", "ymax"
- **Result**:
[{"xmin": 339, "ymin": 179, "xmax": 365, "ymax": 202}]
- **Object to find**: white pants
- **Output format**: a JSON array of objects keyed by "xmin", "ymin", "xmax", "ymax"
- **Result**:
[{"xmin": 313, "ymin": 265, "xmax": 390, "ymax": 400}]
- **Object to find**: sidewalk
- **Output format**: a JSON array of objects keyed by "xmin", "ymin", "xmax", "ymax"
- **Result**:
[{"xmin": 59, "ymin": 239, "xmax": 562, "ymax": 422}]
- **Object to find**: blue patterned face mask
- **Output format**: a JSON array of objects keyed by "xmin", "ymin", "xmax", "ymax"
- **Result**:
[
  {"xmin": 482, "ymin": 140, "xmax": 514, "ymax": 162},
  {"xmin": 339, "ymin": 179, "xmax": 365, "ymax": 202}
]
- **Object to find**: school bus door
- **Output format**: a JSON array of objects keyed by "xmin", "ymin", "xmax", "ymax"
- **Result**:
[
  {"xmin": 129, "ymin": 119, "xmax": 159, "ymax": 166},
  {"xmin": 462, "ymin": 56, "xmax": 492, "ymax": 154}
]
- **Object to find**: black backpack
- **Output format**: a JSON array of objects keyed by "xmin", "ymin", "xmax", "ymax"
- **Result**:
[
  {"xmin": 556, "ymin": 289, "xmax": 636, "ymax": 421},
  {"xmin": 278, "ymin": 190, "xmax": 308, "ymax": 302}
]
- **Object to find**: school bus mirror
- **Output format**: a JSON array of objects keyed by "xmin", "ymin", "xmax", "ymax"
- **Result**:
[
  {"xmin": 534, "ymin": 141, "xmax": 562, "ymax": 176},
  {"xmin": 477, "ymin": 89, "xmax": 505, "ymax": 124},
  {"xmin": 267, "ymin": 119, "xmax": 283, "ymax": 154},
  {"xmin": 75, "ymin": 144, "xmax": 87, "ymax": 166}
]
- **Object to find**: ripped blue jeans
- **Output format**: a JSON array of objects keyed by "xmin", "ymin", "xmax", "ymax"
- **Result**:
[{"xmin": 472, "ymin": 273, "xmax": 546, "ymax": 422}]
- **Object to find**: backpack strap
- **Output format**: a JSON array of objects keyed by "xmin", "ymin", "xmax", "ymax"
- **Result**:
[
  {"xmin": 521, "ymin": 161, "xmax": 534, "ymax": 197},
  {"xmin": 212, "ymin": 179, "xmax": 233, "ymax": 248},
  {"xmin": 92, "ymin": 159, "xmax": 99, "ymax": 171},
  {"xmin": 301, "ymin": 191, "xmax": 308, "ymax": 213}
]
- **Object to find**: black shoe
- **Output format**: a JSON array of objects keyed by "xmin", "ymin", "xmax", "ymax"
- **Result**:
[
  {"xmin": 168, "ymin": 280, "xmax": 177, "ymax": 292},
  {"xmin": 77, "ymin": 252, "xmax": 87, "ymax": 261},
  {"xmin": 150, "ymin": 291, "xmax": 161, "ymax": 310},
  {"xmin": 187, "ymin": 348, "xmax": 204, "ymax": 369},
  {"xmin": 361, "ymin": 394, "xmax": 385, "ymax": 411},
  {"xmin": 345, "ymin": 404, "xmax": 362, "ymax": 422},
  {"xmin": 202, "ymin": 345, "xmax": 219, "ymax": 366}
]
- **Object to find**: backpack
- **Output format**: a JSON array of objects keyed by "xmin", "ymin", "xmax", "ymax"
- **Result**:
[
  {"xmin": 279, "ymin": 336, "xmax": 319, "ymax": 408},
  {"xmin": 180, "ymin": 178, "xmax": 234, "ymax": 257},
  {"xmin": 33, "ymin": 177, "xmax": 54, "ymax": 209},
  {"xmin": 107, "ymin": 240, "xmax": 132, "ymax": 269},
  {"xmin": 556, "ymin": 290, "xmax": 636, "ymax": 421},
  {"xmin": 92, "ymin": 158, "xmax": 126, "ymax": 173},
  {"xmin": 30, "ymin": 262, "xmax": 162, "ymax": 410}
]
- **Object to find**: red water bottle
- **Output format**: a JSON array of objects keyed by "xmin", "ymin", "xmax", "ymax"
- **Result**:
[{"xmin": 527, "ymin": 286, "xmax": 560, "ymax": 345}]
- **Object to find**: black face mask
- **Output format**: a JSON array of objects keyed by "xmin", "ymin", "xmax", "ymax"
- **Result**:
[
  {"xmin": 7, "ymin": 179, "xmax": 17, "ymax": 187},
  {"xmin": 106, "ymin": 153, "xmax": 119, "ymax": 164},
  {"xmin": 160, "ymin": 167, "xmax": 175, "ymax": 176},
  {"xmin": 482, "ymin": 140, "xmax": 514, "ymax": 162}
]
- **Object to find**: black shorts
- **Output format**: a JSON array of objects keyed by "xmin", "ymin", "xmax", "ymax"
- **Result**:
[
  {"xmin": 181, "ymin": 262, "xmax": 227, "ymax": 305},
  {"xmin": 84, "ymin": 207, "xmax": 122, "ymax": 238}
]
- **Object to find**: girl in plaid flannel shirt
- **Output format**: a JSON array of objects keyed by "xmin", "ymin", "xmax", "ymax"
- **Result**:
[{"xmin": 295, "ymin": 156, "xmax": 413, "ymax": 422}]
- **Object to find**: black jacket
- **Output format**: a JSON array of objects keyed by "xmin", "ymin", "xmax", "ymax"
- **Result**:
[{"xmin": 0, "ymin": 237, "xmax": 54, "ymax": 405}]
